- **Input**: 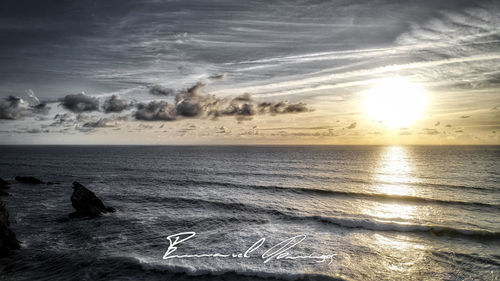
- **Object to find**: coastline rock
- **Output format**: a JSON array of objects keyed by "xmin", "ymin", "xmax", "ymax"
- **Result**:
[
  {"xmin": 69, "ymin": 181, "xmax": 115, "ymax": 218},
  {"xmin": 15, "ymin": 176, "xmax": 45, "ymax": 184},
  {"xmin": 0, "ymin": 199, "xmax": 21, "ymax": 256},
  {"xmin": 0, "ymin": 178, "xmax": 10, "ymax": 188}
]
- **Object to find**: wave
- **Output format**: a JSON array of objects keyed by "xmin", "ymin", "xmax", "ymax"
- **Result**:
[
  {"xmin": 210, "ymin": 170, "xmax": 493, "ymax": 192},
  {"xmin": 1, "ymin": 251, "xmax": 344, "ymax": 281},
  {"xmin": 310, "ymin": 216, "xmax": 500, "ymax": 239},
  {"xmin": 160, "ymin": 179, "xmax": 500, "ymax": 210},
  {"xmin": 137, "ymin": 257, "xmax": 345, "ymax": 281},
  {"xmin": 118, "ymin": 194, "xmax": 500, "ymax": 240}
]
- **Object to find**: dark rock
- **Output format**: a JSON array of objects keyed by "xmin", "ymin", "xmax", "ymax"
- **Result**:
[
  {"xmin": 69, "ymin": 181, "xmax": 115, "ymax": 218},
  {"xmin": 0, "ymin": 199, "xmax": 21, "ymax": 257},
  {"xmin": 0, "ymin": 178, "xmax": 10, "ymax": 188},
  {"xmin": 56, "ymin": 217, "xmax": 70, "ymax": 223},
  {"xmin": 15, "ymin": 176, "xmax": 45, "ymax": 184}
]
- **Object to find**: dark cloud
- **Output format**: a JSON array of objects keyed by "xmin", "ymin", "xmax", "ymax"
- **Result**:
[
  {"xmin": 0, "ymin": 96, "xmax": 50, "ymax": 120},
  {"xmin": 60, "ymin": 93, "xmax": 99, "ymax": 113},
  {"xmin": 434, "ymin": 121, "xmax": 440, "ymax": 126},
  {"xmin": 445, "ymin": 124, "xmax": 452, "ymax": 127},
  {"xmin": 0, "ymin": 96, "xmax": 29, "ymax": 120},
  {"xmin": 233, "ymin": 93, "xmax": 253, "ymax": 102},
  {"xmin": 31, "ymin": 103, "xmax": 50, "ymax": 115},
  {"xmin": 51, "ymin": 113, "xmax": 74, "ymax": 126},
  {"xmin": 135, "ymin": 83, "xmax": 311, "ymax": 121},
  {"xmin": 455, "ymin": 130, "xmax": 464, "ymax": 133},
  {"xmin": 257, "ymin": 101, "xmax": 309, "ymax": 114},
  {"xmin": 102, "ymin": 95, "xmax": 132, "ymax": 113},
  {"xmin": 149, "ymin": 85, "xmax": 175, "ymax": 96},
  {"xmin": 174, "ymin": 83, "xmax": 216, "ymax": 117},
  {"xmin": 209, "ymin": 73, "xmax": 226, "ymax": 80},
  {"xmin": 346, "ymin": 122, "xmax": 357, "ymax": 129},
  {"xmin": 460, "ymin": 115, "xmax": 470, "ymax": 119},
  {"xmin": 26, "ymin": 128, "xmax": 50, "ymax": 134},
  {"xmin": 135, "ymin": 100, "xmax": 176, "ymax": 121}
]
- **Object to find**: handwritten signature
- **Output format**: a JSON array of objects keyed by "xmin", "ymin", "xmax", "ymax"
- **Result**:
[{"xmin": 163, "ymin": 232, "xmax": 336, "ymax": 264}]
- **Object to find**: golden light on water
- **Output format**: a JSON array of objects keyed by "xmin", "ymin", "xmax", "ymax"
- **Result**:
[
  {"xmin": 365, "ymin": 202, "xmax": 416, "ymax": 220},
  {"xmin": 373, "ymin": 146, "xmax": 416, "ymax": 197},
  {"xmin": 364, "ymin": 77, "xmax": 427, "ymax": 128},
  {"xmin": 363, "ymin": 146, "xmax": 418, "ymax": 223},
  {"xmin": 372, "ymin": 233, "xmax": 426, "ymax": 273},
  {"xmin": 362, "ymin": 147, "xmax": 427, "ymax": 276}
]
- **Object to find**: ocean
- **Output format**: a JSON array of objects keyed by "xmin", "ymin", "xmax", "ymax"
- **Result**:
[{"xmin": 0, "ymin": 145, "xmax": 499, "ymax": 280}]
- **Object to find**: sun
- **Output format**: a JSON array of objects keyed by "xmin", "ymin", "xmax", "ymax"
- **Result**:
[{"xmin": 363, "ymin": 77, "xmax": 427, "ymax": 128}]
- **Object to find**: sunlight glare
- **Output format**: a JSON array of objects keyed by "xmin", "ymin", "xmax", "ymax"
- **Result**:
[{"xmin": 364, "ymin": 77, "xmax": 427, "ymax": 128}]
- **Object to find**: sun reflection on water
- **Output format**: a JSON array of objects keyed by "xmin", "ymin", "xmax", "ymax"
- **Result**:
[
  {"xmin": 373, "ymin": 146, "xmax": 416, "ymax": 196},
  {"xmin": 361, "ymin": 146, "xmax": 419, "ymax": 220},
  {"xmin": 365, "ymin": 202, "xmax": 416, "ymax": 220},
  {"xmin": 360, "ymin": 146, "xmax": 427, "ymax": 277}
]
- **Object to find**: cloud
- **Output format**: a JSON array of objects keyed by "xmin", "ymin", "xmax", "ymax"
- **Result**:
[
  {"xmin": 216, "ymin": 126, "xmax": 231, "ymax": 134},
  {"xmin": 149, "ymin": 85, "xmax": 175, "ymax": 96},
  {"xmin": 26, "ymin": 89, "xmax": 40, "ymax": 106},
  {"xmin": 60, "ymin": 93, "xmax": 99, "ymax": 113},
  {"xmin": 26, "ymin": 128, "xmax": 50, "ymax": 134},
  {"xmin": 257, "ymin": 101, "xmax": 309, "ymax": 114},
  {"xmin": 232, "ymin": 93, "xmax": 253, "ymax": 102},
  {"xmin": 434, "ymin": 121, "xmax": 440, "ymax": 126},
  {"xmin": 82, "ymin": 117, "xmax": 119, "ymax": 128},
  {"xmin": 423, "ymin": 128, "xmax": 440, "ymax": 135},
  {"xmin": 102, "ymin": 95, "xmax": 133, "ymax": 113},
  {"xmin": 32, "ymin": 103, "xmax": 50, "ymax": 115},
  {"xmin": 0, "ymin": 96, "xmax": 50, "ymax": 120},
  {"xmin": 0, "ymin": 96, "xmax": 29, "ymax": 120},
  {"xmin": 445, "ymin": 124, "xmax": 452, "ymax": 127},
  {"xmin": 135, "ymin": 100, "xmax": 176, "ymax": 121},
  {"xmin": 51, "ymin": 113, "xmax": 75, "ymax": 127},
  {"xmin": 460, "ymin": 115, "xmax": 471, "ymax": 119},
  {"xmin": 209, "ymin": 73, "xmax": 226, "ymax": 80},
  {"xmin": 135, "ymin": 82, "xmax": 312, "ymax": 121},
  {"xmin": 346, "ymin": 122, "xmax": 357, "ymax": 129}
]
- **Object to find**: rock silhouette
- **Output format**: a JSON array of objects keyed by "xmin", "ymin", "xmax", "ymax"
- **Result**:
[
  {"xmin": 0, "ymin": 199, "xmax": 21, "ymax": 256},
  {"xmin": 0, "ymin": 178, "xmax": 10, "ymax": 188},
  {"xmin": 15, "ymin": 176, "xmax": 44, "ymax": 184},
  {"xmin": 69, "ymin": 181, "xmax": 115, "ymax": 218},
  {"xmin": 0, "ymin": 178, "xmax": 10, "ymax": 195}
]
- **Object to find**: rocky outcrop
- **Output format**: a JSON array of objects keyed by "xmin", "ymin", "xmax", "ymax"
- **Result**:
[
  {"xmin": 69, "ymin": 181, "xmax": 115, "ymax": 218},
  {"xmin": 0, "ymin": 178, "xmax": 11, "ymax": 196},
  {"xmin": 0, "ymin": 199, "xmax": 20, "ymax": 256},
  {"xmin": 15, "ymin": 176, "xmax": 45, "ymax": 184},
  {"xmin": 0, "ymin": 178, "xmax": 10, "ymax": 188}
]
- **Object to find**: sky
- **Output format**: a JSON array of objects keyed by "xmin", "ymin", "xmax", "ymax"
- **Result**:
[{"xmin": 0, "ymin": 0, "xmax": 499, "ymax": 144}]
